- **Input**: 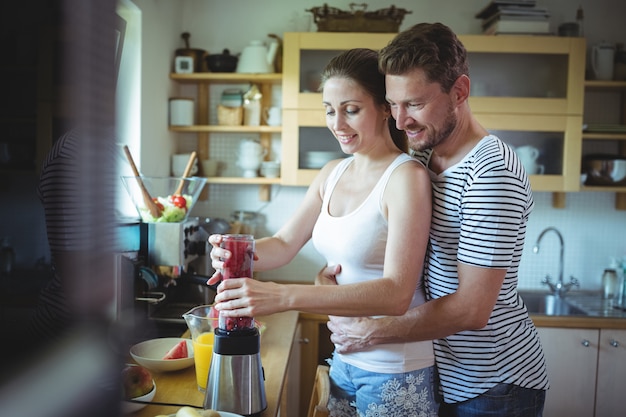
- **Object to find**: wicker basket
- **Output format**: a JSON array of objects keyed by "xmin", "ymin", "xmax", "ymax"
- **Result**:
[
  {"xmin": 307, "ymin": 3, "xmax": 411, "ymax": 33},
  {"xmin": 217, "ymin": 104, "xmax": 243, "ymax": 126}
]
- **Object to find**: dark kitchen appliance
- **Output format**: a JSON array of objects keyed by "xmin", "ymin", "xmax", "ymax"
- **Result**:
[
  {"xmin": 137, "ymin": 218, "xmax": 216, "ymax": 336},
  {"xmin": 175, "ymin": 32, "xmax": 208, "ymax": 72},
  {"xmin": 203, "ymin": 234, "xmax": 266, "ymax": 416}
]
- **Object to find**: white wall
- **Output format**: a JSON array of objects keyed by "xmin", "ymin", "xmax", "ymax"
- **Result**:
[{"xmin": 131, "ymin": 0, "xmax": 626, "ymax": 290}]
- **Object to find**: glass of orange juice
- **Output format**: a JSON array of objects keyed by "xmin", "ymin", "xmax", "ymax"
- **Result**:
[
  {"xmin": 192, "ymin": 331, "xmax": 214, "ymax": 391},
  {"xmin": 183, "ymin": 305, "xmax": 218, "ymax": 391}
]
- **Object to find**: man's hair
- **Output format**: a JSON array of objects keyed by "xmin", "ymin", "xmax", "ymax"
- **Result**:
[{"xmin": 379, "ymin": 22, "xmax": 469, "ymax": 93}]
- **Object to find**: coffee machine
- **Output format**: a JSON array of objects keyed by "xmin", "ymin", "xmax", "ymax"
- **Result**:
[
  {"xmin": 141, "ymin": 217, "xmax": 207, "ymax": 277},
  {"xmin": 137, "ymin": 217, "xmax": 216, "ymax": 335}
]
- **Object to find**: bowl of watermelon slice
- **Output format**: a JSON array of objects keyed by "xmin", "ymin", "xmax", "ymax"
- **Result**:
[{"xmin": 130, "ymin": 337, "xmax": 194, "ymax": 372}]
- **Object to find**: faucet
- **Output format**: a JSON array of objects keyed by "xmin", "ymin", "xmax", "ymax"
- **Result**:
[{"xmin": 532, "ymin": 227, "xmax": 579, "ymax": 297}]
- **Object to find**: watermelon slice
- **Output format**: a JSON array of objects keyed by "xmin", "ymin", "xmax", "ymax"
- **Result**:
[{"xmin": 162, "ymin": 340, "xmax": 188, "ymax": 360}]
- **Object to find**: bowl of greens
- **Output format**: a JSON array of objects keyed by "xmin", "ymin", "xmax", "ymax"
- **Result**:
[{"xmin": 121, "ymin": 176, "xmax": 207, "ymax": 223}]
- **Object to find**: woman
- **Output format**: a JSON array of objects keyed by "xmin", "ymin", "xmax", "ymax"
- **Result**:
[{"xmin": 209, "ymin": 49, "xmax": 437, "ymax": 416}]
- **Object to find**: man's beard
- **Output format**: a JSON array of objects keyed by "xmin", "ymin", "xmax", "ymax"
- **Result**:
[{"xmin": 408, "ymin": 107, "xmax": 457, "ymax": 153}]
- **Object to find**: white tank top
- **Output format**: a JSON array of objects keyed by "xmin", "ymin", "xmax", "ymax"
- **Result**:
[{"xmin": 312, "ymin": 153, "xmax": 434, "ymax": 373}]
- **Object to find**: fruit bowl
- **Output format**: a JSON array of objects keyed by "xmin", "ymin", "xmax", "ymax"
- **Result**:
[
  {"xmin": 130, "ymin": 337, "xmax": 195, "ymax": 372},
  {"xmin": 121, "ymin": 176, "xmax": 207, "ymax": 223},
  {"xmin": 122, "ymin": 382, "xmax": 156, "ymax": 414},
  {"xmin": 121, "ymin": 364, "xmax": 156, "ymax": 414}
]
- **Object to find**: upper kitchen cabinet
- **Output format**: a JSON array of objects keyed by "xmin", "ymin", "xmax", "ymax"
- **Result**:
[
  {"xmin": 282, "ymin": 32, "xmax": 395, "ymax": 110},
  {"xmin": 280, "ymin": 32, "xmax": 586, "ymax": 194},
  {"xmin": 169, "ymin": 73, "xmax": 282, "ymax": 201}
]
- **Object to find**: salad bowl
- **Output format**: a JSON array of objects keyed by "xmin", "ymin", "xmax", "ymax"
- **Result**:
[{"xmin": 122, "ymin": 176, "xmax": 207, "ymax": 223}]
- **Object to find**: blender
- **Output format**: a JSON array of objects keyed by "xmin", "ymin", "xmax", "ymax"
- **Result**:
[{"xmin": 203, "ymin": 234, "xmax": 267, "ymax": 416}]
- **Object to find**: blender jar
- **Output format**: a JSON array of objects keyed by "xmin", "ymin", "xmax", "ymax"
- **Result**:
[{"xmin": 220, "ymin": 234, "xmax": 255, "ymax": 331}]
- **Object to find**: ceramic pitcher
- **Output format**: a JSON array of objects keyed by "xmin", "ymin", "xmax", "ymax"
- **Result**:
[{"xmin": 591, "ymin": 42, "xmax": 616, "ymax": 80}]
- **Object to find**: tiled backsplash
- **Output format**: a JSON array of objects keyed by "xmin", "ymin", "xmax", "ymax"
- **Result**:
[{"xmin": 192, "ymin": 185, "xmax": 626, "ymax": 291}]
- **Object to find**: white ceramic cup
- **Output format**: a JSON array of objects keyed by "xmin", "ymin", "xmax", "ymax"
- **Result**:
[
  {"xmin": 169, "ymin": 98, "xmax": 194, "ymax": 126},
  {"xmin": 515, "ymin": 146, "xmax": 544, "ymax": 175},
  {"xmin": 201, "ymin": 159, "xmax": 219, "ymax": 177},
  {"xmin": 171, "ymin": 153, "xmax": 198, "ymax": 177},
  {"xmin": 260, "ymin": 161, "xmax": 280, "ymax": 178},
  {"xmin": 263, "ymin": 107, "xmax": 282, "ymax": 126}
]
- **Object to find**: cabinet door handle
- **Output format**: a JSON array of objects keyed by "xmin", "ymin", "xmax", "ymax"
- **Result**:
[
  {"xmin": 581, "ymin": 339, "xmax": 590, "ymax": 347},
  {"xmin": 610, "ymin": 339, "xmax": 620, "ymax": 348},
  {"xmin": 299, "ymin": 338, "xmax": 310, "ymax": 344}
]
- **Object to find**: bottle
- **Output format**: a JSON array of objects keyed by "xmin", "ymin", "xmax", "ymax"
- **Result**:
[
  {"xmin": 243, "ymin": 84, "xmax": 262, "ymax": 126},
  {"xmin": 602, "ymin": 259, "xmax": 619, "ymax": 299},
  {"xmin": 576, "ymin": 5, "xmax": 584, "ymax": 37}
]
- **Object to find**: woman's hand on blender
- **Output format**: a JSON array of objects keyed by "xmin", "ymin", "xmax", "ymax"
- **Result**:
[
  {"xmin": 207, "ymin": 234, "xmax": 228, "ymax": 286},
  {"xmin": 206, "ymin": 233, "xmax": 259, "ymax": 286},
  {"xmin": 209, "ymin": 234, "xmax": 229, "ymax": 266}
]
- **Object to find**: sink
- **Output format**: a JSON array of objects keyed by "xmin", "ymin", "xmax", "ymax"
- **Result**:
[{"xmin": 519, "ymin": 292, "xmax": 588, "ymax": 316}]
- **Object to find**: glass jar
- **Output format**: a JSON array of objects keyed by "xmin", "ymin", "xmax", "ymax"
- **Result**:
[{"xmin": 230, "ymin": 210, "xmax": 259, "ymax": 236}]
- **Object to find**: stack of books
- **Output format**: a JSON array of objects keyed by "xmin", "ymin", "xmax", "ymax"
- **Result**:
[{"xmin": 476, "ymin": 0, "xmax": 551, "ymax": 35}]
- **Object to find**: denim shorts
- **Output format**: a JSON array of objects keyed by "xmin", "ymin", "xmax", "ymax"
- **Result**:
[
  {"xmin": 438, "ymin": 383, "xmax": 546, "ymax": 417},
  {"xmin": 326, "ymin": 356, "xmax": 440, "ymax": 417}
]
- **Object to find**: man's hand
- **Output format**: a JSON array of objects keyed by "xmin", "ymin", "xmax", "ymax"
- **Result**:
[{"xmin": 327, "ymin": 315, "xmax": 375, "ymax": 354}]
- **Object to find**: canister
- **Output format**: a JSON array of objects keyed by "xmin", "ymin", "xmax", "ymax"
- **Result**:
[
  {"xmin": 230, "ymin": 210, "xmax": 259, "ymax": 236},
  {"xmin": 169, "ymin": 98, "xmax": 194, "ymax": 126}
]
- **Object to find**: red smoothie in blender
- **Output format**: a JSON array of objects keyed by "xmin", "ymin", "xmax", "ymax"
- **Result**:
[{"xmin": 220, "ymin": 234, "xmax": 255, "ymax": 331}]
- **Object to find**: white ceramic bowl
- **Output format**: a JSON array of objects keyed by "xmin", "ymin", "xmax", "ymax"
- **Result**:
[
  {"xmin": 260, "ymin": 161, "xmax": 280, "ymax": 178},
  {"xmin": 130, "ymin": 337, "xmax": 194, "ymax": 372},
  {"xmin": 122, "ymin": 380, "xmax": 156, "ymax": 414}
]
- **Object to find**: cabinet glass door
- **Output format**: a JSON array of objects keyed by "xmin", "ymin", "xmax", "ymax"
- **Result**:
[{"xmin": 476, "ymin": 114, "xmax": 582, "ymax": 191}]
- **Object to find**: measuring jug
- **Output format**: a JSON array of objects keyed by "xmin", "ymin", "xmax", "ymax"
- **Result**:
[{"xmin": 183, "ymin": 305, "xmax": 218, "ymax": 391}]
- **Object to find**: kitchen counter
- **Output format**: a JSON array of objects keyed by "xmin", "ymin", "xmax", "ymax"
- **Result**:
[{"xmin": 132, "ymin": 310, "xmax": 299, "ymax": 417}]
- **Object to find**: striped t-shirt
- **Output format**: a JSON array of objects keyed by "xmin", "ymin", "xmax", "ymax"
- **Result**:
[
  {"xmin": 31, "ymin": 127, "xmax": 119, "ymax": 341},
  {"xmin": 413, "ymin": 134, "xmax": 549, "ymax": 403}
]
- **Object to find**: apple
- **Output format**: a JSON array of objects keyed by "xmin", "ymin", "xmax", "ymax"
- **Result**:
[{"xmin": 122, "ymin": 364, "xmax": 154, "ymax": 400}]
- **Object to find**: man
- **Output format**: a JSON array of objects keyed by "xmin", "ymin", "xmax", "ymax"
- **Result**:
[{"xmin": 324, "ymin": 22, "xmax": 549, "ymax": 416}]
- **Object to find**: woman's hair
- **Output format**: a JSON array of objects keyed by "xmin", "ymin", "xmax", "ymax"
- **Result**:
[
  {"xmin": 319, "ymin": 48, "xmax": 407, "ymax": 152},
  {"xmin": 379, "ymin": 22, "xmax": 469, "ymax": 93}
]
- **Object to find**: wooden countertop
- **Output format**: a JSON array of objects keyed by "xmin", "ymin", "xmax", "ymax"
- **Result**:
[
  {"xmin": 530, "ymin": 314, "xmax": 626, "ymax": 329},
  {"xmin": 132, "ymin": 310, "xmax": 299, "ymax": 417},
  {"xmin": 300, "ymin": 310, "xmax": 626, "ymax": 330}
]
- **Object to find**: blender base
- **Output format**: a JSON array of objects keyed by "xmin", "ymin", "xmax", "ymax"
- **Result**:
[{"xmin": 204, "ymin": 328, "xmax": 267, "ymax": 416}]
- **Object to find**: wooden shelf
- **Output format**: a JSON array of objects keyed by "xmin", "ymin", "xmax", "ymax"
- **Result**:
[
  {"xmin": 582, "ymin": 132, "xmax": 626, "ymax": 140},
  {"xmin": 170, "ymin": 125, "xmax": 281, "ymax": 133},
  {"xmin": 584, "ymin": 80, "xmax": 626, "ymax": 90},
  {"xmin": 205, "ymin": 176, "xmax": 281, "ymax": 185},
  {"xmin": 580, "ymin": 185, "xmax": 626, "ymax": 192},
  {"xmin": 170, "ymin": 72, "xmax": 282, "ymax": 201},
  {"xmin": 170, "ymin": 72, "xmax": 282, "ymax": 83}
]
